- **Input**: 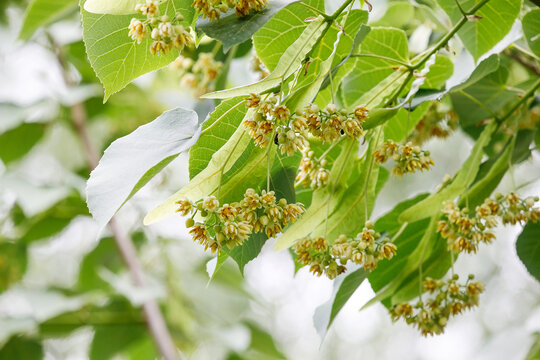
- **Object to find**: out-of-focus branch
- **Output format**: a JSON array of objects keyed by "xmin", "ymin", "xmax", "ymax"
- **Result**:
[
  {"xmin": 505, "ymin": 48, "xmax": 540, "ymax": 77},
  {"xmin": 47, "ymin": 34, "xmax": 180, "ymax": 360}
]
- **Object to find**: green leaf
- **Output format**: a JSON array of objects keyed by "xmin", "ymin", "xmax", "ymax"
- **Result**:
[
  {"xmin": 274, "ymin": 138, "xmax": 359, "ymax": 250},
  {"xmin": 286, "ymin": 10, "xmax": 369, "ymax": 110},
  {"xmin": 227, "ymin": 155, "xmax": 299, "ymax": 273},
  {"xmin": 252, "ymin": 0, "xmax": 324, "ymax": 71},
  {"xmin": 144, "ymin": 113, "xmax": 262, "ymax": 224},
  {"xmin": 461, "ymin": 137, "xmax": 514, "ymax": 208},
  {"xmin": 371, "ymin": 1, "xmax": 414, "ymax": 28},
  {"xmin": 201, "ymin": 16, "xmax": 327, "ymax": 99},
  {"xmin": 19, "ymin": 0, "xmax": 78, "ymax": 40},
  {"xmin": 78, "ymin": 236, "xmax": 123, "ymax": 291},
  {"xmin": 87, "ymin": 107, "xmax": 201, "ymax": 228},
  {"xmin": 383, "ymin": 102, "xmax": 430, "ymax": 142},
  {"xmin": 310, "ymin": 130, "xmax": 386, "ymax": 240},
  {"xmin": 0, "ymin": 123, "xmax": 45, "ymax": 164},
  {"xmin": 0, "ymin": 336, "xmax": 42, "ymax": 360},
  {"xmin": 362, "ymin": 108, "xmax": 398, "ymax": 130},
  {"xmin": 227, "ymin": 233, "xmax": 266, "ymax": 275},
  {"xmin": 81, "ymin": 0, "xmax": 194, "ymax": 101},
  {"xmin": 189, "ymin": 97, "xmax": 247, "ymax": 178},
  {"xmin": 437, "ymin": 0, "xmax": 522, "ymax": 61},
  {"xmin": 368, "ymin": 193, "xmax": 430, "ymax": 295},
  {"xmin": 516, "ymin": 222, "xmax": 540, "ymax": 283},
  {"xmin": 340, "ymin": 27, "xmax": 410, "ymax": 109},
  {"xmin": 525, "ymin": 332, "xmax": 540, "ymax": 360},
  {"xmin": 0, "ymin": 242, "xmax": 28, "ymax": 293},
  {"xmin": 451, "ymin": 65, "xmax": 517, "ymax": 127},
  {"xmin": 523, "ymin": 9, "xmax": 540, "ymax": 58},
  {"xmin": 421, "ymin": 55, "xmax": 453, "ymax": 90},
  {"xmin": 240, "ymin": 322, "xmax": 286, "ymax": 360},
  {"xmin": 398, "ymin": 121, "xmax": 497, "ymax": 223},
  {"xmin": 315, "ymin": 267, "xmax": 368, "ymax": 334},
  {"xmin": 84, "ymin": 0, "xmax": 139, "ymax": 14},
  {"xmin": 197, "ymin": 1, "xmax": 289, "ymax": 52}
]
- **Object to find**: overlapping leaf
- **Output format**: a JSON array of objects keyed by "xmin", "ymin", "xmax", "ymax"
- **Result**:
[{"xmin": 81, "ymin": 0, "xmax": 194, "ymax": 101}]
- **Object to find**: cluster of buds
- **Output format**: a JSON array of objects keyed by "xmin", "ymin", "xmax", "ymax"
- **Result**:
[
  {"xmin": 192, "ymin": 0, "xmax": 268, "ymax": 21},
  {"xmin": 243, "ymin": 93, "xmax": 308, "ymax": 152},
  {"xmin": 243, "ymin": 94, "xmax": 368, "ymax": 157},
  {"xmin": 295, "ymin": 149, "xmax": 330, "ymax": 189},
  {"xmin": 408, "ymin": 102, "xmax": 459, "ymax": 145},
  {"xmin": 390, "ymin": 274, "xmax": 484, "ymax": 336},
  {"xmin": 172, "ymin": 53, "xmax": 222, "ymax": 97},
  {"xmin": 176, "ymin": 189, "xmax": 305, "ymax": 252},
  {"xmin": 128, "ymin": 1, "xmax": 192, "ymax": 55},
  {"xmin": 297, "ymin": 103, "xmax": 368, "ymax": 143},
  {"xmin": 293, "ymin": 222, "xmax": 397, "ymax": 279},
  {"xmin": 437, "ymin": 193, "xmax": 540, "ymax": 253},
  {"xmin": 373, "ymin": 140, "xmax": 434, "ymax": 176}
]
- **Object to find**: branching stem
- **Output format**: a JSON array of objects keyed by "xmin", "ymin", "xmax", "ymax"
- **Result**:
[{"xmin": 48, "ymin": 33, "xmax": 180, "ymax": 360}]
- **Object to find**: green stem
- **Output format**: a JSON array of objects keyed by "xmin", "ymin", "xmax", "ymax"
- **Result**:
[
  {"xmin": 331, "ymin": 0, "xmax": 355, "ymax": 20},
  {"xmin": 298, "ymin": 2, "xmax": 332, "ymax": 20},
  {"xmin": 390, "ymin": 221, "xmax": 408, "ymax": 243},
  {"xmin": 266, "ymin": 128, "xmax": 277, "ymax": 192},
  {"xmin": 498, "ymin": 77, "xmax": 540, "ymax": 123},
  {"xmin": 411, "ymin": 0, "xmax": 491, "ymax": 70}
]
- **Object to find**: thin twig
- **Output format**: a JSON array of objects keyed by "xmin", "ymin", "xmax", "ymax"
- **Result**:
[{"xmin": 47, "ymin": 33, "xmax": 180, "ymax": 360}]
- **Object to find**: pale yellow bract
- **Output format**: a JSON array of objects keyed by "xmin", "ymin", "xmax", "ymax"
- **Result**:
[{"xmin": 84, "ymin": 0, "xmax": 140, "ymax": 15}]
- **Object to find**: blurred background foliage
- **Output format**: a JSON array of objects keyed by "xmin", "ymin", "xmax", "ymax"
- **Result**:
[{"xmin": 1, "ymin": 0, "xmax": 540, "ymax": 359}]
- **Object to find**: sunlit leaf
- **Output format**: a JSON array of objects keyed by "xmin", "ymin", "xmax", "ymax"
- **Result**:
[
  {"xmin": 87, "ymin": 107, "xmax": 201, "ymax": 228},
  {"xmin": 19, "ymin": 0, "xmax": 78, "ymax": 40}
]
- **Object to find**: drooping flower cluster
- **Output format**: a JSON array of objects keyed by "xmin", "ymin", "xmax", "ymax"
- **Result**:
[
  {"xmin": 437, "ymin": 193, "xmax": 540, "ymax": 253},
  {"xmin": 192, "ymin": 0, "xmax": 268, "ymax": 21},
  {"xmin": 295, "ymin": 150, "xmax": 330, "ymax": 189},
  {"xmin": 298, "ymin": 103, "xmax": 368, "ymax": 143},
  {"xmin": 172, "ymin": 53, "xmax": 223, "ymax": 97},
  {"xmin": 390, "ymin": 274, "xmax": 484, "ymax": 336},
  {"xmin": 128, "ymin": 1, "xmax": 192, "ymax": 55},
  {"xmin": 244, "ymin": 94, "xmax": 368, "ymax": 151},
  {"xmin": 293, "ymin": 222, "xmax": 397, "ymax": 279},
  {"xmin": 408, "ymin": 102, "xmax": 459, "ymax": 145},
  {"xmin": 373, "ymin": 140, "xmax": 434, "ymax": 176},
  {"xmin": 177, "ymin": 189, "xmax": 305, "ymax": 252}
]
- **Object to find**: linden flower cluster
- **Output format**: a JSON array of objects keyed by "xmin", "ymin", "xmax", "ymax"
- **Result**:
[
  {"xmin": 409, "ymin": 102, "xmax": 458, "ymax": 145},
  {"xmin": 192, "ymin": 0, "xmax": 267, "ymax": 21},
  {"xmin": 390, "ymin": 274, "xmax": 484, "ymax": 336},
  {"xmin": 299, "ymin": 103, "xmax": 368, "ymax": 143},
  {"xmin": 128, "ymin": 1, "xmax": 192, "ymax": 55},
  {"xmin": 373, "ymin": 140, "xmax": 434, "ymax": 176},
  {"xmin": 293, "ymin": 222, "xmax": 397, "ymax": 279},
  {"xmin": 176, "ymin": 189, "xmax": 305, "ymax": 252},
  {"xmin": 438, "ymin": 193, "xmax": 540, "ymax": 253},
  {"xmin": 295, "ymin": 150, "xmax": 330, "ymax": 189},
  {"xmin": 172, "ymin": 53, "xmax": 223, "ymax": 97}
]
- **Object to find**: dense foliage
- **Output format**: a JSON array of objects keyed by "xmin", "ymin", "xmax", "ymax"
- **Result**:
[{"xmin": 1, "ymin": 0, "xmax": 540, "ymax": 358}]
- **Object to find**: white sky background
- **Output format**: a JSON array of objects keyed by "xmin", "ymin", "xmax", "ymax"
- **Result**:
[{"xmin": 1, "ymin": 2, "xmax": 540, "ymax": 360}]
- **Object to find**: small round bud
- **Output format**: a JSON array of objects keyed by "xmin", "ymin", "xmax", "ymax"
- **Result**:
[
  {"xmin": 185, "ymin": 218, "xmax": 195, "ymax": 228},
  {"xmin": 365, "ymin": 220, "xmax": 374, "ymax": 229},
  {"xmin": 200, "ymin": 210, "xmax": 208, "ymax": 217},
  {"xmin": 452, "ymin": 274, "xmax": 459, "ymax": 280},
  {"xmin": 176, "ymin": 13, "xmax": 184, "ymax": 21}
]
